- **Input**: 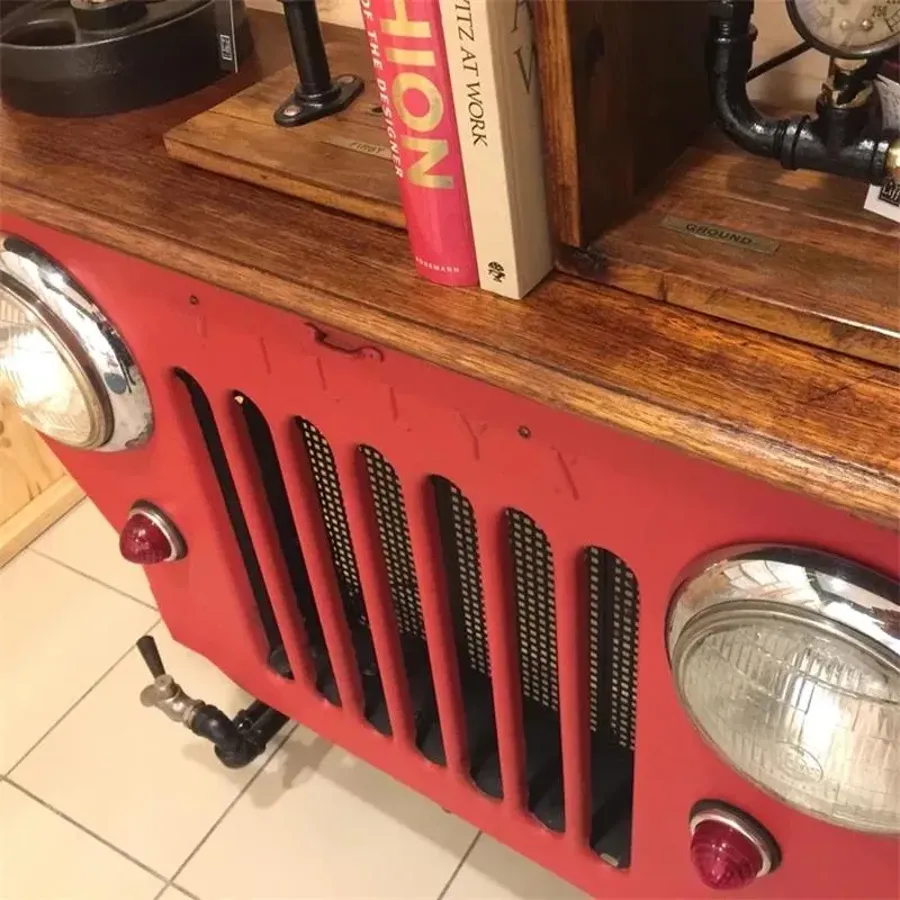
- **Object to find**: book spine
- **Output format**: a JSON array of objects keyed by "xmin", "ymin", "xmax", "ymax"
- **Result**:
[
  {"xmin": 359, "ymin": 0, "xmax": 478, "ymax": 287},
  {"xmin": 439, "ymin": 0, "xmax": 552, "ymax": 299}
]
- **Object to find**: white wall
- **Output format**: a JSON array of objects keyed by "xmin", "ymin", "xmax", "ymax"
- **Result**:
[
  {"xmin": 248, "ymin": 0, "xmax": 362, "ymax": 28},
  {"xmin": 750, "ymin": 0, "xmax": 827, "ymax": 105}
]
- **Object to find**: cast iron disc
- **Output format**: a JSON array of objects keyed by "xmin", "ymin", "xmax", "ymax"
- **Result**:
[{"xmin": 0, "ymin": 0, "xmax": 253, "ymax": 116}]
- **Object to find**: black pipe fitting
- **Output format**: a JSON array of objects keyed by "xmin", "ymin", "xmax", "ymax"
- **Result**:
[
  {"xmin": 282, "ymin": 0, "xmax": 339, "ymax": 103},
  {"xmin": 191, "ymin": 700, "xmax": 289, "ymax": 769},
  {"xmin": 191, "ymin": 704, "xmax": 244, "ymax": 755},
  {"xmin": 708, "ymin": 0, "xmax": 895, "ymax": 183},
  {"xmin": 137, "ymin": 636, "xmax": 289, "ymax": 770}
]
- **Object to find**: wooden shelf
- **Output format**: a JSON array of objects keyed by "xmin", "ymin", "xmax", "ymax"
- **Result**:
[
  {"xmin": 165, "ymin": 28, "xmax": 403, "ymax": 229},
  {"xmin": 164, "ymin": 21, "xmax": 898, "ymax": 368},
  {"xmin": 561, "ymin": 129, "xmax": 899, "ymax": 368}
]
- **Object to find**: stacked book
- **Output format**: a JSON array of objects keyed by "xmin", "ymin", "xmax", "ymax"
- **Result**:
[{"xmin": 359, "ymin": 0, "xmax": 552, "ymax": 298}]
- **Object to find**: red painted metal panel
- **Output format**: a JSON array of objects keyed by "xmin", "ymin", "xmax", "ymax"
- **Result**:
[
  {"xmin": 478, "ymin": 504, "xmax": 528, "ymax": 813},
  {"xmin": 3, "ymin": 212, "xmax": 898, "ymax": 900},
  {"xmin": 406, "ymin": 478, "xmax": 469, "ymax": 775},
  {"xmin": 213, "ymin": 389, "xmax": 317, "ymax": 693},
  {"xmin": 554, "ymin": 543, "xmax": 591, "ymax": 847}
]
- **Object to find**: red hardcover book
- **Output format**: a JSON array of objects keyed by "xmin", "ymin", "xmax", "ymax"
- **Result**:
[{"xmin": 359, "ymin": 0, "xmax": 478, "ymax": 286}]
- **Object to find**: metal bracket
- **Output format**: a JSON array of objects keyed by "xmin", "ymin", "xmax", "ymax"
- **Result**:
[
  {"xmin": 274, "ymin": 0, "xmax": 364, "ymax": 127},
  {"xmin": 275, "ymin": 74, "xmax": 364, "ymax": 127}
]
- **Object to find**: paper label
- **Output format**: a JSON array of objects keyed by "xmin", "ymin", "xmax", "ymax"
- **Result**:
[
  {"xmin": 214, "ymin": 0, "xmax": 238, "ymax": 73},
  {"xmin": 864, "ymin": 76, "xmax": 900, "ymax": 223}
]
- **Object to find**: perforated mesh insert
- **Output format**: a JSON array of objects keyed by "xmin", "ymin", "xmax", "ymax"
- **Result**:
[
  {"xmin": 443, "ymin": 482, "xmax": 491, "ymax": 676},
  {"xmin": 610, "ymin": 557, "xmax": 639, "ymax": 749},
  {"xmin": 586, "ymin": 547, "xmax": 640, "ymax": 749},
  {"xmin": 507, "ymin": 509, "xmax": 558, "ymax": 710},
  {"xmin": 588, "ymin": 554, "xmax": 602, "ymax": 733},
  {"xmin": 298, "ymin": 419, "xmax": 365, "ymax": 621},
  {"xmin": 360, "ymin": 446, "xmax": 425, "ymax": 637}
]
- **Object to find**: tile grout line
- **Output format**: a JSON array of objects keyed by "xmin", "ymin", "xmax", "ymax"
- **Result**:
[
  {"xmin": 1, "ymin": 776, "xmax": 170, "ymax": 888},
  {"xmin": 26, "ymin": 548, "xmax": 159, "ymax": 611},
  {"xmin": 155, "ymin": 721, "xmax": 301, "ymax": 900},
  {"xmin": 6, "ymin": 618, "xmax": 161, "ymax": 778},
  {"xmin": 435, "ymin": 830, "xmax": 481, "ymax": 900},
  {"xmin": 155, "ymin": 882, "xmax": 201, "ymax": 900}
]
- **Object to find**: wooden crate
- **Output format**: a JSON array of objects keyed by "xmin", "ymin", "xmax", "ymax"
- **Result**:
[{"xmin": 0, "ymin": 403, "xmax": 82, "ymax": 567}]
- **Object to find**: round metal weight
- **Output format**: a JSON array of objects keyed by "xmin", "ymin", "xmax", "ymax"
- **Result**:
[{"xmin": 0, "ymin": 0, "xmax": 253, "ymax": 117}]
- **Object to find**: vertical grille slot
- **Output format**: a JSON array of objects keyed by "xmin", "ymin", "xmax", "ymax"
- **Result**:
[
  {"xmin": 588, "ymin": 550, "xmax": 639, "ymax": 750},
  {"xmin": 432, "ymin": 476, "xmax": 501, "ymax": 798},
  {"xmin": 360, "ymin": 446, "xmax": 445, "ymax": 764},
  {"xmin": 296, "ymin": 419, "xmax": 390, "ymax": 734},
  {"xmin": 360, "ymin": 447, "xmax": 425, "ymax": 636},
  {"xmin": 234, "ymin": 394, "xmax": 337, "ymax": 704},
  {"xmin": 176, "ymin": 365, "xmax": 639, "ymax": 867},
  {"xmin": 585, "ymin": 546, "xmax": 640, "ymax": 868},
  {"xmin": 173, "ymin": 370, "xmax": 290, "ymax": 678},
  {"xmin": 507, "ymin": 509, "xmax": 565, "ymax": 832}
]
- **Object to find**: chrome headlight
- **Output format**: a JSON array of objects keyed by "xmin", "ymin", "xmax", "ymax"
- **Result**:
[
  {"xmin": 0, "ymin": 233, "xmax": 151, "ymax": 450},
  {"xmin": 668, "ymin": 549, "xmax": 899, "ymax": 834}
]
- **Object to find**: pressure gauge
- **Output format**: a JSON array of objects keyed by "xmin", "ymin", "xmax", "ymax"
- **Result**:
[{"xmin": 787, "ymin": 0, "xmax": 900, "ymax": 58}]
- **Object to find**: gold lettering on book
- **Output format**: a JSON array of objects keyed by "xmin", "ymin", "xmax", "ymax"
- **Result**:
[
  {"xmin": 386, "ymin": 47, "xmax": 436, "ymax": 67},
  {"xmin": 404, "ymin": 137, "xmax": 453, "ymax": 189},
  {"xmin": 360, "ymin": 0, "xmax": 404, "ymax": 178},
  {"xmin": 381, "ymin": 0, "xmax": 431, "ymax": 38},
  {"xmin": 373, "ymin": 0, "xmax": 452, "ymax": 188},
  {"xmin": 393, "ymin": 72, "xmax": 444, "ymax": 132}
]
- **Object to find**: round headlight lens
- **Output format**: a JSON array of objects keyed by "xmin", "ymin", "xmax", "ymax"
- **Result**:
[
  {"xmin": 0, "ymin": 287, "xmax": 108, "ymax": 448},
  {"xmin": 668, "ymin": 551, "xmax": 899, "ymax": 834},
  {"xmin": 0, "ymin": 234, "xmax": 151, "ymax": 451}
]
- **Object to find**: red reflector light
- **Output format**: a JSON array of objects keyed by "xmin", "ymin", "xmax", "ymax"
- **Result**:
[
  {"xmin": 689, "ymin": 804, "xmax": 778, "ymax": 891},
  {"xmin": 120, "ymin": 503, "xmax": 185, "ymax": 564}
]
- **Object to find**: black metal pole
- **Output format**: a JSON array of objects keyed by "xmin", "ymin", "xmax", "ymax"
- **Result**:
[
  {"xmin": 274, "ymin": 0, "xmax": 363, "ymax": 127},
  {"xmin": 282, "ymin": 0, "xmax": 337, "ymax": 100}
]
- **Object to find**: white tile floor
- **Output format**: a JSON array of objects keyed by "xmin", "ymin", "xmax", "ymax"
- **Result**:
[{"xmin": 0, "ymin": 500, "xmax": 585, "ymax": 900}]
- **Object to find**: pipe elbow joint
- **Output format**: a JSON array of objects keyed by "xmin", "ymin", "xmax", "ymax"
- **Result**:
[
  {"xmin": 708, "ymin": 2, "xmax": 891, "ymax": 184},
  {"xmin": 714, "ymin": 100, "xmax": 786, "ymax": 158}
]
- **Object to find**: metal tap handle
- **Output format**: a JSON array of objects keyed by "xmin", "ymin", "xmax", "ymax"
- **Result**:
[{"xmin": 137, "ymin": 635, "xmax": 166, "ymax": 679}]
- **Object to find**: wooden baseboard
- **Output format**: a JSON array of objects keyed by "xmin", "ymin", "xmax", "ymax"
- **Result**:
[{"xmin": 0, "ymin": 475, "xmax": 84, "ymax": 568}]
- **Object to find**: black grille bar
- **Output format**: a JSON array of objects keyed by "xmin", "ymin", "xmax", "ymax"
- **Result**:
[
  {"xmin": 173, "ymin": 370, "xmax": 291, "ymax": 678},
  {"xmin": 235, "ymin": 393, "xmax": 337, "ymax": 704}
]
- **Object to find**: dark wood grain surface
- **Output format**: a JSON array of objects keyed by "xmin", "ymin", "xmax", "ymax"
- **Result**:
[
  {"xmin": 1, "ymin": 11, "xmax": 897, "ymax": 528},
  {"xmin": 563, "ymin": 127, "xmax": 900, "ymax": 368},
  {"xmin": 535, "ymin": 1, "xmax": 898, "ymax": 367},
  {"xmin": 533, "ymin": 0, "xmax": 710, "ymax": 246},
  {"xmin": 167, "ymin": 18, "xmax": 897, "ymax": 368},
  {"xmin": 165, "ymin": 30, "xmax": 405, "ymax": 229}
]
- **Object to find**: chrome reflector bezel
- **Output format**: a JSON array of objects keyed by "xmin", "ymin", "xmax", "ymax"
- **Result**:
[
  {"xmin": 667, "ymin": 547, "xmax": 899, "ymax": 834},
  {"xmin": 0, "ymin": 233, "xmax": 152, "ymax": 450}
]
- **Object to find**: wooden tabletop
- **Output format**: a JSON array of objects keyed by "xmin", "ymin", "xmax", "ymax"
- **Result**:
[{"xmin": 0, "ymin": 11, "xmax": 897, "ymax": 529}]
